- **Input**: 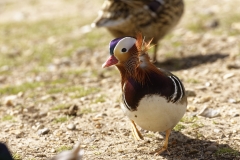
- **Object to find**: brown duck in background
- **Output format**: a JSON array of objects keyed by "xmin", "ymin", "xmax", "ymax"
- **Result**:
[{"xmin": 92, "ymin": 0, "xmax": 184, "ymax": 61}]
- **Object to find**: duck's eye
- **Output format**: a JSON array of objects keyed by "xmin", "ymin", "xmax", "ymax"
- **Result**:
[{"xmin": 121, "ymin": 48, "xmax": 127, "ymax": 52}]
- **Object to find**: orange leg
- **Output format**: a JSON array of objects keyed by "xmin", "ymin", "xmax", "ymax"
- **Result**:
[
  {"xmin": 130, "ymin": 120, "xmax": 144, "ymax": 140},
  {"xmin": 153, "ymin": 129, "xmax": 171, "ymax": 155}
]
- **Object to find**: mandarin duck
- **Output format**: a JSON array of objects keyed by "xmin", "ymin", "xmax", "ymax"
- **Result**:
[
  {"xmin": 92, "ymin": 0, "xmax": 184, "ymax": 61},
  {"xmin": 102, "ymin": 34, "xmax": 187, "ymax": 154}
]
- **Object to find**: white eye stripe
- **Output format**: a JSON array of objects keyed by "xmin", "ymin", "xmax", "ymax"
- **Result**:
[{"xmin": 114, "ymin": 37, "xmax": 136, "ymax": 54}]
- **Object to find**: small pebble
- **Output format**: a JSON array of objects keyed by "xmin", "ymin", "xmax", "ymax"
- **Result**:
[
  {"xmin": 230, "ymin": 119, "xmax": 237, "ymax": 124},
  {"xmin": 223, "ymin": 73, "xmax": 235, "ymax": 79},
  {"xmin": 32, "ymin": 113, "xmax": 39, "ymax": 119},
  {"xmin": 92, "ymin": 117, "xmax": 102, "ymax": 121},
  {"xmin": 67, "ymin": 105, "xmax": 78, "ymax": 116},
  {"xmin": 36, "ymin": 124, "xmax": 44, "ymax": 130},
  {"xmin": 198, "ymin": 105, "xmax": 220, "ymax": 118},
  {"xmin": 79, "ymin": 97, "xmax": 88, "ymax": 101},
  {"xmin": 17, "ymin": 92, "xmax": 24, "ymax": 97},
  {"xmin": 205, "ymin": 151, "xmax": 212, "ymax": 155},
  {"xmin": 54, "ymin": 57, "xmax": 71, "ymax": 66},
  {"xmin": 199, "ymin": 96, "xmax": 211, "ymax": 103},
  {"xmin": 53, "ymin": 130, "xmax": 63, "ymax": 136},
  {"xmin": 206, "ymin": 145, "xmax": 217, "ymax": 151},
  {"xmin": 67, "ymin": 124, "xmax": 76, "ymax": 130},
  {"xmin": 94, "ymin": 113, "xmax": 103, "ymax": 119},
  {"xmin": 38, "ymin": 128, "xmax": 50, "ymax": 135},
  {"xmin": 186, "ymin": 90, "xmax": 196, "ymax": 97},
  {"xmin": 231, "ymin": 22, "xmax": 240, "ymax": 31},
  {"xmin": 4, "ymin": 95, "xmax": 17, "ymax": 106},
  {"xmin": 102, "ymin": 113, "xmax": 107, "ymax": 116},
  {"xmin": 114, "ymin": 104, "xmax": 120, "ymax": 108},
  {"xmin": 233, "ymin": 113, "xmax": 239, "ymax": 117},
  {"xmin": 205, "ymin": 82, "xmax": 211, "ymax": 87},
  {"xmin": 50, "ymin": 148, "xmax": 56, "ymax": 153},
  {"xmin": 0, "ymin": 76, "xmax": 6, "ymax": 83},
  {"xmin": 5, "ymin": 100, "xmax": 13, "ymax": 106},
  {"xmin": 36, "ymin": 154, "xmax": 47, "ymax": 158},
  {"xmin": 228, "ymin": 98, "xmax": 237, "ymax": 104},
  {"xmin": 4, "ymin": 129, "xmax": 9, "ymax": 132},
  {"xmin": 41, "ymin": 95, "xmax": 51, "ymax": 101},
  {"xmin": 187, "ymin": 105, "xmax": 197, "ymax": 112},
  {"xmin": 204, "ymin": 19, "xmax": 219, "ymax": 29},
  {"xmin": 189, "ymin": 148, "xmax": 198, "ymax": 154},
  {"xmin": 195, "ymin": 86, "xmax": 207, "ymax": 90},
  {"xmin": 38, "ymin": 111, "xmax": 48, "ymax": 118},
  {"xmin": 95, "ymin": 123, "xmax": 102, "ymax": 129},
  {"xmin": 213, "ymin": 129, "xmax": 221, "ymax": 133},
  {"xmin": 16, "ymin": 131, "xmax": 24, "ymax": 138},
  {"xmin": 226, "ymin": 64, "xmax": 240, "ymax": 69}
]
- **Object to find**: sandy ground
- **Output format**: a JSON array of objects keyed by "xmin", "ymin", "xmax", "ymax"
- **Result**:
[{"xmin": 0, "ymin": 0, "xmax": 239, "ymax": 159}]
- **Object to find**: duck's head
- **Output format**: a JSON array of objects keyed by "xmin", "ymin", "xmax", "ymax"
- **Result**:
[
  {"xmin": 102, "ymin": 34, "xmax": 157, "ymax": 83},
  {"xmin": 102, "ymin": 36, "xmax": 137, "ymax": 68}
]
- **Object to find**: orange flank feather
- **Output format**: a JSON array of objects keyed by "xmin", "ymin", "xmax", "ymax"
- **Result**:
[
  {"xmin": 135, "ymin": 33, "xmax": 154, "ymax": 56},
  {"xmin": 135, "ymin": 33, "xmax": 143, "ymax": 53}
]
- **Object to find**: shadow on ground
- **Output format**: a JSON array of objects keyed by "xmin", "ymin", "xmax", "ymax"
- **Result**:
[
  {"xmin": 155, "ymin": 53, "xmax": 229, "ymax": 71},
  {"xmin": 154, "ymin": 131, "xmax": 240, "ymax": 160}
]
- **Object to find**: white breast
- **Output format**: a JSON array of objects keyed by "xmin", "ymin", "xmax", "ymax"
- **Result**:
[{"xmin": 121, "ymin": 95, "xmax": 187, "ymax": 132}]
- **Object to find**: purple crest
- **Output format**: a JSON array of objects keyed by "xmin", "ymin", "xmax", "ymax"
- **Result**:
[
  {"xmin": 109, "ymin": 36, "xmax": 136, "ymax": 55},
  {"xmin": 109, "ymin": 37, "xmax": 124, "ymax": 55}
]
